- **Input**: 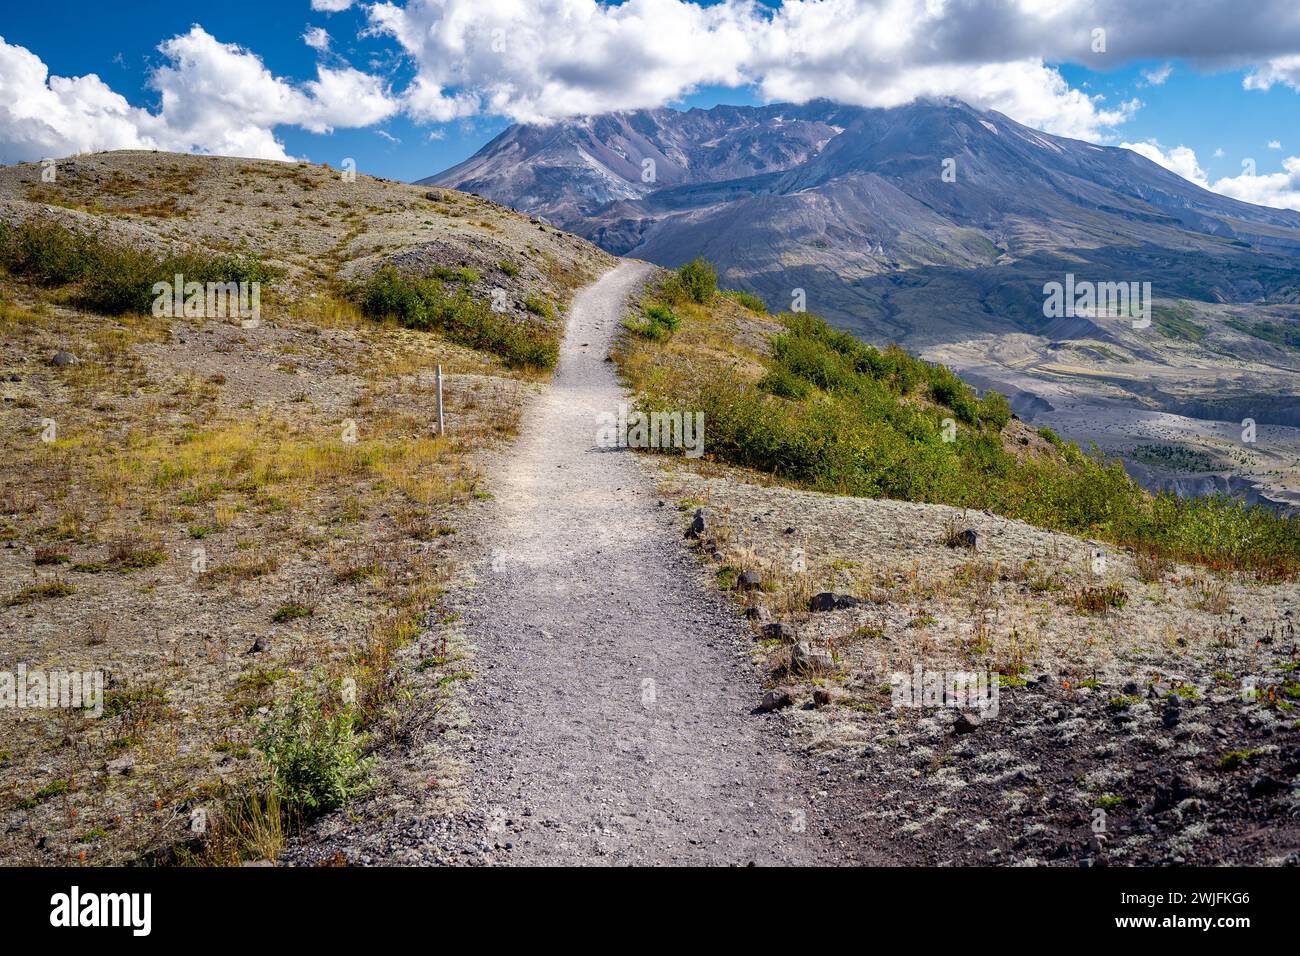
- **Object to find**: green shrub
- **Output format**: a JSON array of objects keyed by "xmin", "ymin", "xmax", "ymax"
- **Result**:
[
  {"xmin": 350, "ymin": 267, "xmax": 558, "ymax": 369},
  {"xmin": 645, "ymin": 303, "xmax": 678, "ymax": 330},
  {"xmin": 626, "ymin": 317, "xmax": 670, "ymax": 341},
  {"xmin": 523, "ymin": 294, "xmax": 554, "ymax": 319},
  {"xmin": 759, "ymin": 365, "xmax": 812, "ymax": 399},
  {"xmin": 0, "ymin": 218, "xmax": 97, "ymax": 285},
  {"xmin": 676, "ymin": 257, "xmax": 717, "ymax": 304},
  {"xmin": 430, "ymin": 265, "xmax": 479, "ymax": 284},
  {"xmin": 725, "ymin": 289, "xmax": 767, "ymax": 313},
  {"xmin": 978, "ymin": 390, "xmax": 1012, "ymax": 431},
  {"xmin": 927, "ymin": 364, "xmax": 979, "ymax": 425},
  {"xmin": 626, "ymin": 300, "xmax": 680, "ymax": 340},
  {"xmin": 0, "ymin": 219, "xmax": 278, "ymax": 315},
  {"xmin": 771, "ymin": 332, "xmax": 862, "ymax": 394},
  {"xmin": 256, "ymin": 688, "xmax": 372, "ymax": 815}
]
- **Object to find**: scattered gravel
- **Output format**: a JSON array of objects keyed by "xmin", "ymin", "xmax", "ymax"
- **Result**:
[{"xmin": 288, "ymin": 262, "xmax": 876, "ymax": 865}]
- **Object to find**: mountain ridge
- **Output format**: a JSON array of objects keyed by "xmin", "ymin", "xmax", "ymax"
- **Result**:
[{"xmin": 425, "ymin": 98, "xmax": 1300, "ymax": 514}]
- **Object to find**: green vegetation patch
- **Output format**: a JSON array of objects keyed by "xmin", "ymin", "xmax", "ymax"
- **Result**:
[
  {"xmin": 350, "ymin": 266, "xmax": 559, "ymax": 370},
  {"xmin": 1123, "ymin": 443, "xmax": 1217, "ymax": 473},
  {"xmin": 619, "ymin": 261, "xmax": 1300, "ymax": 579},
  {"xmin": 1152, "ymin": 303, "xmax": 1206, "ymax": 342},
  {"xmin": 256, "ymin": 688, "xmax": 372, "ymax": 814},
  {"xmin": 0, "ymin": 218, "xmax": 278, "ymax": 315},
  {"xmin": 1225, "ymin": 316, "xmax": 1300, "ymax": 351}
]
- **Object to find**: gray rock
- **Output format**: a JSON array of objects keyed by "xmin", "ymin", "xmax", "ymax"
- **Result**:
[
  {"xmin": 735, "ymin": 570, "xmax": 762, "ymax": 591},
  {"xmin": 50, "ymin": 351, "xmax": 78, "ymax": 367},
  {"xmin": 106, "ymin": 755, "xmax": 135, "ymax": 776},
  {"xmin": 790, "ymin": 640, "xmax": 833, "ymax": 674}
]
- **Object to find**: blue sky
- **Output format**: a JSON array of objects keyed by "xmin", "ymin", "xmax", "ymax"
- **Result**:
[{"xmin": 2, "ymin": 0, "xmax": 1299, "ymax": 206}]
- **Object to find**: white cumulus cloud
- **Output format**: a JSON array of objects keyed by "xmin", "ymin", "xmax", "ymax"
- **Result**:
[
  {"xmin": 0, "ymin": 26, "xmax": 397, "ymax": 163},
  {"xmin": 1120, "ymin": 139, "xmax": 1209, "ymax": 188},
  {"xmin": 1122, "ymin": 140, "xmax": 1300, "ymax": 211},
  {"xmin": 303, "ymin": 27, "xmax": 332, "ymax": 52},
  {"xmin": 1213, "ymin": 155, "xmax": 1300, "ymax": 210},
  {"xmin": 0, "ymin": 36, "xmax": 172, "ymax": 162},
  {"xmin": 1141, "ymin": 63, "xmax": 1173, "ymax": 86},
  {"xmin": 1244, "ymin": 55, "xmax": 1300, "ymax": 91},
  {"xmin": 365, "ymin": 0, "xmax": 1151, "ymax": 140}
]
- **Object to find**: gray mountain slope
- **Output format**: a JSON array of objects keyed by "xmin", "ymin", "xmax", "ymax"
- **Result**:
[{"xmin": 426, "ymin": 98, "xmax": 1300, "ymax": 512}]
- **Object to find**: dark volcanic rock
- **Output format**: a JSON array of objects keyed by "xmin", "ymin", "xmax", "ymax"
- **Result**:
[
  {"xmin": 809, "ymin": 592, "xmax": 862, "ymax": 612},
  {"xmin": 953, "ymin": 711, "xmax": 981, "ymax": 735}
]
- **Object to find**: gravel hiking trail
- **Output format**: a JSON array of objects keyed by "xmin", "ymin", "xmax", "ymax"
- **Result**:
[{"xmin": 456, "ymin": 260, "xmax": 850, "ymax": 865}]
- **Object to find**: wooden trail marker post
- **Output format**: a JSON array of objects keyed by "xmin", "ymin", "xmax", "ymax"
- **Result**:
[{"xmin": 435, "ymin": 364, "xmax": 445, "ymax": 436}]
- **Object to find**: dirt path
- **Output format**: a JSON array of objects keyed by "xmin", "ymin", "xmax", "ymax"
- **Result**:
[{"xmin": 443, "ymin": 260, "xmax": 853, "ymax": 865}]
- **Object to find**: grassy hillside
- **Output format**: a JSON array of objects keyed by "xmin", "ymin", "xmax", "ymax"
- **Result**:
[
  {"xmin": 0, "ymin": 151, "xmax": 611, "ymax": 865},
  {"xmin": 616, "ymin": 260, "xmax": 1300, "ymax": 580}
]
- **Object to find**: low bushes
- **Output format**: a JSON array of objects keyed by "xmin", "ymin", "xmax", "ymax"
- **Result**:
[
  {"xmin": 626, "ymin": 301, "xmax": 680, "ymax": 341},
  {"xmin": 660, "ymin": 257, "xmax": 717, "ymax": 305},
  {"xmin": 255, "ymin": 688, "xmax": 372, "ymax": 815},
  {"xmin": 623, "ymin": 273, "xmax": 1300, "ymax": 579},
  {"xmin": 724, "ymin": 289, "xmax": 767, "ymax": 313},
  {"xmin": 0, "ymin": 218, "xmax": 276, "ymax": 315},
  {"xmin": 350, "ymin": 266, "xmax": 559, "ymax": 370}
]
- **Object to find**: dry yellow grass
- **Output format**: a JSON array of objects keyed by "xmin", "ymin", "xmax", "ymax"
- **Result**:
[{"xmin": 0, "ymin": 150, "xmax": 611, "ymax": 865}]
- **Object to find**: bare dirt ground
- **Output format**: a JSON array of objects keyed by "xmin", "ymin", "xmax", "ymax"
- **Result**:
[
  {"xmin": 288, "ymin": 262, "xmax": 870, "ymax": 865},
  {"xmin": 652, "ymin": 458, "xmax": 1300, "ymax": 865}
]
